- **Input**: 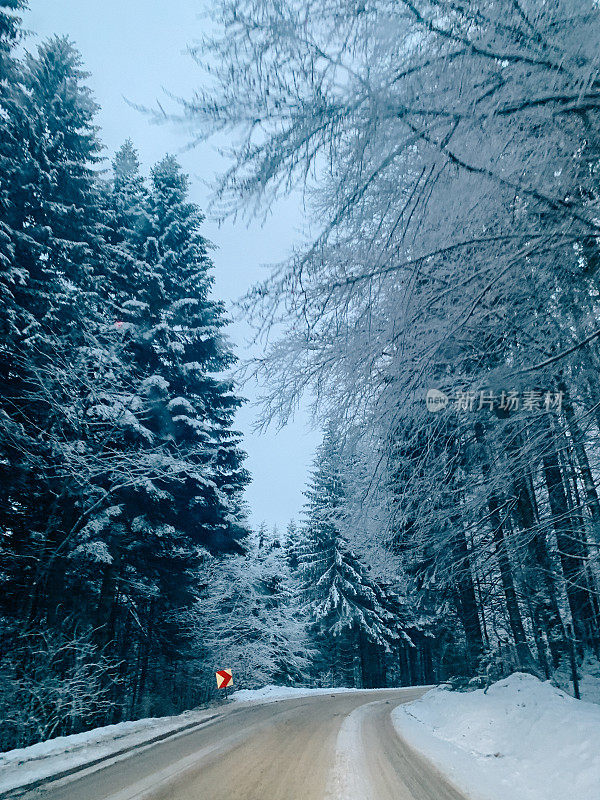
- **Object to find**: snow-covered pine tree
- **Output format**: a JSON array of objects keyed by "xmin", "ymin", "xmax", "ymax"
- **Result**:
[
  {"xmin": 130, "ymin": 153, "xmax": 250, "ymax": 551},
  {"xmin": 0, "ymin": 0, "xmax": 26, "ymax": 347},
  {"xmin": 0, "ymin": 34, "xmax": 105, "ymax": 400},
  {"xmin": 0, "ymin": 36, "xmax": 107, "ymax": 622},
  {"xmin": 102, "ymin": 139, "xmax": 152, "ymax": 306},
  {"xmin": 285, "ymin": 518, "xmax": 300, "ymax": 573},
  {"xmin": 300, "ymin": 428, "xmax": 400, "ymax": 687},
  {"xmin": 189, "ymin": 524, "xmax": 310, "ymax": 692},
  {"xmin": 82, "ymin": 152, "xmax": 251, "ymax": 715},
  {"xmin": 0, "ymin": 29, "xmax": 252, "ymax": 740},
  {"xmin": 0, "ymin": 1, "xmax": 27, "ymax": 344},
  {"xmin": 253, "ymin": 524, "xmax": 310, "ymax": 685},
  {"xmin": 0, "ymin": 36, "xmax": 133, "ymax": 743},
  {"xmin": 0, "ymin": 1, "xmax": 26, "ymax": 83}
]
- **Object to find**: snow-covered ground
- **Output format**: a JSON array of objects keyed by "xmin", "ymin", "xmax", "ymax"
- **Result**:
[
  {"xmin": 0, "ymin": 708, "xmax": 217, "ymax": 795},
  {"xmin": 231, "ymin": 684, "xmax": 371, "ymax": 703},
  {"xmin": 393, "ymin": 673, "xmax": 600, "ymax": 800}
]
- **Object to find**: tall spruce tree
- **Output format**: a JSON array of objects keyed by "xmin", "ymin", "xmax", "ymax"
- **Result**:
[
  {"xmin": 139, "ymin": 154, "xmax": 249, "ymax": 552},
  {"xmin": 0, "ymin": 29, "xmax": 252, "ymax": 743},
  {"xmin": 0, "ymin": 0, "xmax": 26, "ymax": 352},
  {"xmin": 0, "ymin": 36, "xmax": 107, "ymax": 627},
  {"xmin": 76, "ymin": 149, "xmax": 252, "ymax": 716},
  {"xmin": 0, "ymin": 1, "xmax": 26, "ymax": 83},
  {"xmin": 285, "ymin": 519, "xmax": 300, "ymax": 573},
  {"xmin": 0, "ymin": 37, "xmax": 132, "ymax": 745},
  {"xmin": 300, "ymin": 429, "xmax": 400, "ymax": 687}
]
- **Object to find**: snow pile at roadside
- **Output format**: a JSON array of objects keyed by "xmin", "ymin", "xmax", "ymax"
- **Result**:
[
  {"xmin": 0, "ymin": 707, "xmax": 216, "ymax": 794},
  {"xmin": 232, "ymin": 685, "xmax": 364, "ymax": 703},
  {"xmin": 393, "ymin": 672, "xmax": 600, "ymax": 800},
  {"xmin": 231, "ymin": 684, "xmax": 414, "ymax": 703}
]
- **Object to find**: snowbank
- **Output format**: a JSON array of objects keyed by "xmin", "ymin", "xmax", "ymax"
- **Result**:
[
  {"xmin": 393, "ymin": 673, "xmax": 600, "ymax": 800},
  {"xmin": 231, "ymin": 685, "xmax": 361, "ymax": 703},
  {"xmin": 231, "ymin": 684, "xmax": 413, "ymax": 703},
  {"xmin": 0, "ymin": 708, "xmax": 217, "ymax": 795}
]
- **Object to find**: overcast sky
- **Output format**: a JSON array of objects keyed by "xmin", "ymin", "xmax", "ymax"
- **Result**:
[{"xmin": 24, "ymin": 0, "xmax": 320, "ymax": 533}]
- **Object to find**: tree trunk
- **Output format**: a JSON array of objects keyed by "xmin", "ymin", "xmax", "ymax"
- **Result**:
[
  {"xmin": 474, "ymin": 420, "xmax": 540, "ymax": 672},
  {"xmin": 514, "ymin": 473, "xmax": 565, "ymax": 668},
  {"xmin": 560, "ymin": 381, "xmax": 600, "ymax": 542},
  {"xmin": 449, "ymin": 517, "xmax": 484, "ymax": 673},
  {"xmin": 487, "ymin": 494, "xmax": 539, "ymax": 671},
  {"xmin": 543, "ymin": 447, "xmax": 598, "ymax": 649}
]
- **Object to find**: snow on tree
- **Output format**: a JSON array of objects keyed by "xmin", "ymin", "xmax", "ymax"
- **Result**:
[
  {"xmin": 0, "ymin": 1, "xmax": 26, "ymax": 83},
  {"xmin": 189, "ymin": 525, "xmax": 311, "ymax": 690},
  {"xmin": 298, "ymin": 427, "xmax": 410, "ymax": 687},
  {"xmin": 179, "ymin": 0, "xmax": 600, "ymax": 682},
  {"xmin": 0, "ymin": 25, "xmax": 251, "ymax": 745}
]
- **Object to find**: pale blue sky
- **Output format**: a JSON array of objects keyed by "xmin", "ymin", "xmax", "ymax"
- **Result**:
[{"xmin": 24, "ymin": 0, "xmax": 320, "ymax": 532}]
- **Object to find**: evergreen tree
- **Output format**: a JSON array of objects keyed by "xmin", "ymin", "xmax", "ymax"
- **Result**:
[
  {"xmin": 0, "ymin": 0, "xmax": 25, "ymax": 345},
  {"xmin": 0, "ymin": 1, "xmax": 26, "ymax": 84},
  {"xmin": 0, "ymin": 36, "xmax": 107, "ymax": 629},
  {"xmin": 102, "ymin": 139, "xmax": 152, "ymax": 312},
  {"xmin": 0, "ymin": 36, "xmax": 132, "ymax": 743},
  {"xmin": 80, "ymin": 150, "xmax": 251, "ymax": 715},
  {"xmin": 134, "ymin": 153, "xmax": 249, "ymax": 553},
  {"xmin": 254, "ymin": 525, "xmax": 310, "ymax": 685},
  {"xmin": 0, "ymin": 31, "xmax": 252, "ymax": 742},
  {"xmin": 192, "ymin": 526, "xmax": 310, "ymax": 690},
  {"xmin": 285, "ymin": 519, "xmax": 300, "ymax": 573},
  {"xmin": 300, "ymin": 429, "xmax": 401, "ymax": 687}
]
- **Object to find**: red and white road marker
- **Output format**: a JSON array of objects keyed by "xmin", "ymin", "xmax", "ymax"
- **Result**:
[{"xmin": 216, "ymin": 668, "xmax": 233, "ymax": 691}]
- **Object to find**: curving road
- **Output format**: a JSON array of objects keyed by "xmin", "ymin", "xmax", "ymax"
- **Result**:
[{"xmin": 18, "ymin": 689, "xmax": 469, "ymax": 800}]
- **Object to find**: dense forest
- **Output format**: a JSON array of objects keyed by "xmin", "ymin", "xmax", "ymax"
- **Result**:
[
  {"xmin": 0, "ymin": 3, "xmax": 255, "ymax": 749},
  {"xmin": 185, "ymin": 0, "xmax": 600, "ymax": 697},
  {"xmin": 3, "ymin": 0, "xmax": 600, "ymax": 753}
]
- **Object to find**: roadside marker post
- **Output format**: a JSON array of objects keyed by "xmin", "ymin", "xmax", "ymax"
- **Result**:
[{"xmin": 216, "ymin": 668, "xmax": 233, "ymax": 700}]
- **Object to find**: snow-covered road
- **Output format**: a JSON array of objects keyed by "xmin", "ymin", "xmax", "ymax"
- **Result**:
[{"xmin": 5, "ymin": 689, "xmax": 468, "ymax": 800}]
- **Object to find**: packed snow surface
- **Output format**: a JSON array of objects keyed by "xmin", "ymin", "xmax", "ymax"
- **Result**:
[{"xmin": 393, "ymin": 672, "xmax": 600, "ymax": 800}]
